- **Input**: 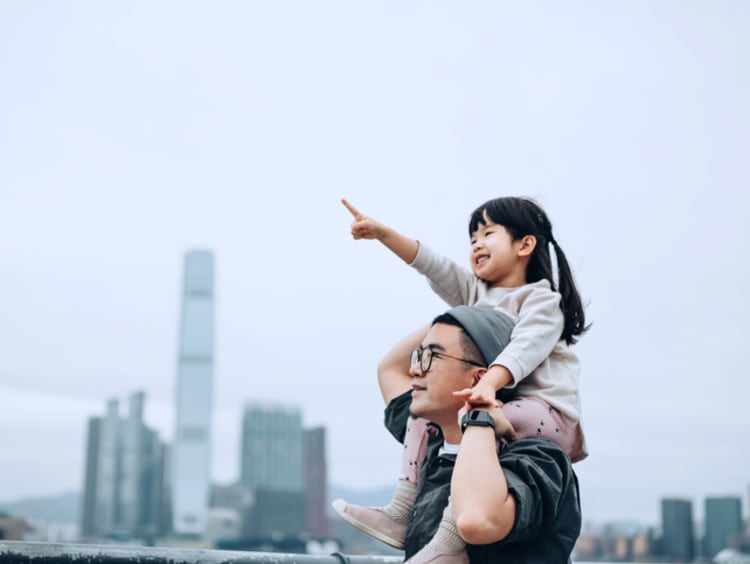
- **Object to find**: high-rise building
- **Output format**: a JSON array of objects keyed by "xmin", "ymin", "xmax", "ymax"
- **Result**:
[
  {"xmin": 172, "ymin": 250, "xmax": 215, "ymax": 536},
  {"xmin": 79, "ymin": 392, "xmax": 166, "ymax": 541},
  {"xmin": 304, "ymin": 427, "xmax": 328, "ymax": 537},
  {"xmin": 240, "ymin": 403, "xmax": 303, "ymax": 491},
  {"xmin": 661, "ymin": 498, "xmax": 695, "ymax": 562},
  {"xmin": 94, "ymin": 398, "xmax": 121, "ymax": 535},
  {"xmin": 120, "ymin": 392, "xmax": 147, "ymax": 533},
  {"xmin": 80, "ymin": 417, "xmax": 101, "ymax": 539},
  {"xmin": 239, "ymin": 403, "xmax": 306, "ymax": 540},
  {"xmin": 704, "ymin": 497, "xmax": 743, "ymax": 559}
]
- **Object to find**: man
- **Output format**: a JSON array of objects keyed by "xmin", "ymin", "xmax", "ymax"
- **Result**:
[{"xmin": 338, "ymin": 306, "xmax": 581, "ymax": 563}]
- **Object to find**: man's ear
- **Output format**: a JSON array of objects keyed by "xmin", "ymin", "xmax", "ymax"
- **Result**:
[
  {"xmin": 517, "ymin": 235, "xmax": 537, "ymax": 257},
  {"xmin": 472, "ymin": 367, "xmax": 487, "ymax": 386}
]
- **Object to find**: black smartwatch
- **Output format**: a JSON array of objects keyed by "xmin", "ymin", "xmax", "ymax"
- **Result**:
[{"xmin": 461, "ymin": 409, "xmax": 495, "ymax": 433}]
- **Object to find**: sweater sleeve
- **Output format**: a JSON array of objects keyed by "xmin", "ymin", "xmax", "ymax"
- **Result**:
[
  {"xmin": 409, "ymin": 243, "xmax": 478, "ymax": 307},
  {"xmin": 492, "ymin": 286, "xmax": 564, "ymax": 386}
]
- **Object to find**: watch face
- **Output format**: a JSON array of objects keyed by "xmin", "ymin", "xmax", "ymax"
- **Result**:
[{"xmin": 462, "ymin": 409, "xmax": 494, "ymax": 431}]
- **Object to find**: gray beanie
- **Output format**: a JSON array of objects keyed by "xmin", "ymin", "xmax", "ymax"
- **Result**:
[{"xmin": 442, "ymin": 305, "xmax": 515, "ymax": 365}]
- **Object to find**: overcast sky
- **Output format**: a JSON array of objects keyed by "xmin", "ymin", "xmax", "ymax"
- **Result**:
[{"xmin": 1, "ymin": 1, "xmax": 748, "ymax": 527}]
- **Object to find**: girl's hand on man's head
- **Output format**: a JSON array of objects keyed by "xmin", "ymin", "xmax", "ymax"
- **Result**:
[{"xmin": 453, "ymin": 385, "xmax": 501, "ymax": 409}]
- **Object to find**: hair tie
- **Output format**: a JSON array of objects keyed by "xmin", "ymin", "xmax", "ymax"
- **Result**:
[{"xmin": 548, "ymin": 237, "xmax": 559, "ymax": 290}]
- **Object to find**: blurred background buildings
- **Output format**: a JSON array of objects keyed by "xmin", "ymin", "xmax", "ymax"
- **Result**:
[
  {"xmin": 62, "ymin": 251, "xmax": 357, "ymax": 554},
  {"xmin": 574, "ymin": 496, "xmax": 750, "ymax": 562}
]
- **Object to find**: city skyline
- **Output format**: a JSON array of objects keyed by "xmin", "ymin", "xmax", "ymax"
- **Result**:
[
  {"xmin": 4, "ymin": 377, "xmax": 748, "ymax": 532},
  {"xmin": 2, "ymin": 1, "xmax": 749, "ymax": 528},
  {"xmin": 4, "ymin": 385, "xmax": 748, "ymax": 561},
  {"xmin": 72, "ymin": 388, "xmax": 329, "ymax": 544},
  {"xmin": 576, "ymin": 494, "xmax": 749, "ymax": 561},
  {"xmin": 10, "ymin": 382, "xmax": 748, "ymax": 533}
]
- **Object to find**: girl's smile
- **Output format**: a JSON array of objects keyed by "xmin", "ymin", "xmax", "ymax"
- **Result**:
[{"xmin": 470, "ymin": 216, "xmax": 529, "ymax": 288}]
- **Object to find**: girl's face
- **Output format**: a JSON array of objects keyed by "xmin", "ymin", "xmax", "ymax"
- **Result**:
[{"xmin": 469, "ymin": 213, "xmax": 529, "ymax": 288}]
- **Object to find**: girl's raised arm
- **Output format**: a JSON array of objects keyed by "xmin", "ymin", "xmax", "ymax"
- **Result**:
[{"xmin": 342, "ymin": 198, "xmax": 419, "ymax": 264}]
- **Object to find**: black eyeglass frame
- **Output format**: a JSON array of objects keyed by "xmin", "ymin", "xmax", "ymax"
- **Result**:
[{"xmin": 410, "ymin": 345, "xmax": 485, "ymax": 373}]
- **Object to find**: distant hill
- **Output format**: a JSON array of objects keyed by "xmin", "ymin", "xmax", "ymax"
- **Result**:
[
  {"xmin": 0, "ymin": 485, "xmax": 393, "ymax": 524},
  {"xmin": 0, "ymin": 491, "xmax": 79, "ymax": 523},
  {"xmin": 328, "ymin": 484, "xmax": 393, "ymax": 512}
]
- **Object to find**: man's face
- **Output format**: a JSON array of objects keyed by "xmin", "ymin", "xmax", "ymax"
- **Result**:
[{"xmin": 409, "ymin": 322, "xmax": 478, "ymax": 429}]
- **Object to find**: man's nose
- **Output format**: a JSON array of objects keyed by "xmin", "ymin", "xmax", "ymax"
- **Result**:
[{"xmin": 409, "ymin": 363, "xmax": 426, "ymax": 378}]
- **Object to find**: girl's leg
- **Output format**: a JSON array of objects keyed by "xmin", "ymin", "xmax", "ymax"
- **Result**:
[
  {"xmin": 331, "ymin": 416, "xmax": 433, "ymax": 549},
  {"xmin": 502, "ymin": 396, "xmax": 586, "ymax": 461}
]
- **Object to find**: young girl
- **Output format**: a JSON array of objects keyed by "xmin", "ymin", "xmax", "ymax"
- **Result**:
[{"xmin": 333, "ymin": 197, "xmax": 588, "ymax": 564}]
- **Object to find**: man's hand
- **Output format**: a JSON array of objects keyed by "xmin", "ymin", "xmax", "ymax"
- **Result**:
[{"xmin": 342, "ymin": 198, "xmax": 388, "ymax": 240}]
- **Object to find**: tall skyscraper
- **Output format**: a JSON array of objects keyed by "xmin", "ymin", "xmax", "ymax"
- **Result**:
[
  {"xmin": 240, "ymin": 403, "xmax": 303, "ymax": 491},
  {"xmin": 172, "ymin": 250, "xmax": 215, "ymax": 536},
  {"xmin": 704, "ymin": 497, "xmax": 743, "ymax": 559},
  {"xmin": 661, "ymin": 498, "xmax": 695, "ymax": 562},
  {"xmin": 80, "ymin": 392, "xmax": 166, "ymax": 541},
  {"xmin": 304, "ymin": 427, "xmax": 328, "ymax": 537}
]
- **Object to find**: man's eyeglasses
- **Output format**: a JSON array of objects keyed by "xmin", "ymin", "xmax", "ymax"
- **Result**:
[{"xmin": 410, "ymin": 345, "xmax": 485, "ymax": 373}]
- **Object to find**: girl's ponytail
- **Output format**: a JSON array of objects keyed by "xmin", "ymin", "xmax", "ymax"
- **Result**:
[{"xmin": 549, "ymin": 238, "xmax": 587, "ymax": 344}]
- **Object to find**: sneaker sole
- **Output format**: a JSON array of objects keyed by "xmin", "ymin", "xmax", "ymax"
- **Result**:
[{"xmin": 331, "ymin": 498, "xmax": 405, "ymax": 550}]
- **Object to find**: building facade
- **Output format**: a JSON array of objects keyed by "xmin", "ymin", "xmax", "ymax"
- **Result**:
[
  {"xmin": 79, "ymin": 392, "xmax": 166, "ymax": 541},
  {"xmin": 172, "ymin": 250, "xmax": 215, "ymax": 536},
  {"xmin": 705, "ymin": 496, "xmax": 743, "ymax": 559},
  {"xmin": 661, "ymin": 498, "xmax": 695, "ymax": 562},
  {"xmin": 304, "ymin": 427, "xmax": 328, "ymax": 538},
  {"xmin": 80, "ymin": 417, "xmax": 101, "ymax": 539},
  {"xmin": 239, "ymin": 403, "xmax": 306, "ymax": 539},
  {"xmin": 240, "ymin": 403, "xmax": 303, "ymax": 491}
]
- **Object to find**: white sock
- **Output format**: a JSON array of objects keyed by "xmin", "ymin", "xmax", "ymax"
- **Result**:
[
  {"xmin": 427, "ymin": 501, "xmax": 465, "ymax": 553},
  {"xmin": 384, "ymin": 480, "xmax": 417, "ymax": 524}
]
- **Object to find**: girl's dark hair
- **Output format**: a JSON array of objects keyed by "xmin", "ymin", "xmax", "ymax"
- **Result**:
[{"xmin": 468, "ymin": 197, "xmax": 588, "ymax": 345}]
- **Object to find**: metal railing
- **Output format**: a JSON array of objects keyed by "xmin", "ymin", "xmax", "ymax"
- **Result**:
[{"xmin": 0, "ymin": 541, "xmax": 403, "ymax": 564}]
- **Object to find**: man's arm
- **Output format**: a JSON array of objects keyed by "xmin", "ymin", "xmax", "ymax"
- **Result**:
[
  {"xmin": 450, "ymin": 405, "xmax": 516, "ymax": 544},
  {"xmin": 377, "ymin": 324, "xmax": 429, "ymax": 405}
]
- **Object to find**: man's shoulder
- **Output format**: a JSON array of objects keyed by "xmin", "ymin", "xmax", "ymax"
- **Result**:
[
  {"xmin": 502, "ymin": 436, "xmax": 570, "ymax": 456},
  {"xmin": 500, "ymin": 437, "xmax": 575, "ymax": 474},
  {"xmin": 499, "ymin": 437, "xmax": 579, "ymax": 506}
]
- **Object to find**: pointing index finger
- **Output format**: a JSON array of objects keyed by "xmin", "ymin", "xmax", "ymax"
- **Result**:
[{"xmin": 341, "ymin": 198, "xmax": 363, "ymax": 220}]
